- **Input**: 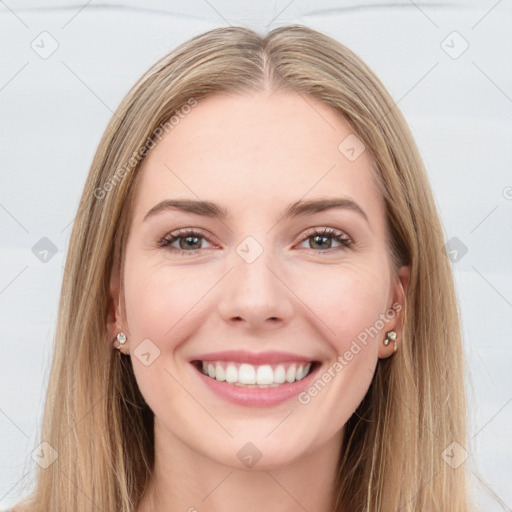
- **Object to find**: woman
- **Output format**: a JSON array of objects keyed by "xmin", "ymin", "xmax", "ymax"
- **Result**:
[{"xmin": 11, "ymin": 25, "xmax": 469, "ymax": 511}]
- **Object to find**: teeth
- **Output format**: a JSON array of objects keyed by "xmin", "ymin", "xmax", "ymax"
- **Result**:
[
  {"xmin": 226, "ymin": 364, "xmax": 238, "ymax": 383},
  {"xmin": 215, "ymin": 363, "xmax": 226, "ymax": 382},
  {"xmin": 274, "ymin": 364, "xmax": 286, "ymax": 383},
  {"xmin": 197, "ymin": 361, "xmax": 312, "ymax": 386},
  {"xmin": 256, "ymin": 365, "xmax": 274, "ymax": 385},
  {"xmin": 286, "ymin": 364, "xmax": 296, "ymax": 383},
  {"xmin": 239, "ymin": 364, "xmax": 256, "ymax": 384}
]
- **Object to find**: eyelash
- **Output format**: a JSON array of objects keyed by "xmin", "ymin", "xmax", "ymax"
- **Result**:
[{"xmin": 157, "ymin": 227, "xmax": 353, "ymax": 256}]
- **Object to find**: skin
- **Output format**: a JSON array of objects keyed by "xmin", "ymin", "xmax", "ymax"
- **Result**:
[{"xmin": 108, "ymin": 89, "xmax": 409, "ymax": 512}]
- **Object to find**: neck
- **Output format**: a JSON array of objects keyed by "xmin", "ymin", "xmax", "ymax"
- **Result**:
[{"xmin": 136, "ymin": 420, "xmax": 343, "ymax": 512}]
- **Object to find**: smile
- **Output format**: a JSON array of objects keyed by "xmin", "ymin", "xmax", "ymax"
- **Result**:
[
  {"xmin": 193, "ymin": 360, "xmax": 314, "ymax": 388},
  {"xmin": 190, "ymin": 356, "xmax": 321, "ymax": 407}
]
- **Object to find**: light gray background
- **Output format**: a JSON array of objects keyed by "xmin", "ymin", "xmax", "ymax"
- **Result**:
[{"xmin": 1, "ymin": 1, "xmax": 511, "ymax": 510}]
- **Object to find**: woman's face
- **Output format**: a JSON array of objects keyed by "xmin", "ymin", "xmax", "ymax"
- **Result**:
[{"xmin": 116, "ymin": 90, "xmax": 408, "ymax": 469}]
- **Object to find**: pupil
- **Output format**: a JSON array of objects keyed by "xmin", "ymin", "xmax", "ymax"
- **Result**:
[
  {"xmin": 182, "ymin": 236, "xmax": 200, "ymax": 250},
  {"xmin": 313, "ymin": 235, "xmax": 330, "ymax": 249}
]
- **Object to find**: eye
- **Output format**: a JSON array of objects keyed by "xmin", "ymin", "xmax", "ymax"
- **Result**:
[
  {"xmin": 157, "ymin": 229, "xmax": 213, "ymax": 255},
  {"xmin": 158, "ymin": 227, "xmax": 353, "ymax": 256},
  {"xmin": 297, "ymin": 227, "xmax": 353, "ymax": 253}
]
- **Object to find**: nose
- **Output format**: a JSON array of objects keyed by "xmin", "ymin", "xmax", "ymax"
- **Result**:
[{"xmin": 217, "ymin": 247, "xmax": 294, "ymax": 332}]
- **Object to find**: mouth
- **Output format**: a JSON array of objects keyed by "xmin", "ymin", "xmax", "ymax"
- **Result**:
[{"xmin": 190, "ymin": 359, "xmax": 320, "ymax": 388}]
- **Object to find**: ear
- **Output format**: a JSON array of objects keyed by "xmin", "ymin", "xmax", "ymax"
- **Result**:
[
  {"xmin": 378, "ymin": 265, "xmax": 410, "ymax": 359},
  {"xmin": 107, "ymin": 254, "xmax": 128, "ymax": 352}
]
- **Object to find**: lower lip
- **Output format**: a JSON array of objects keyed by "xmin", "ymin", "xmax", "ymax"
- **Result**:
[{"xmin": 191, "ymin": 362, "xmax": 320, "ymax": 408}]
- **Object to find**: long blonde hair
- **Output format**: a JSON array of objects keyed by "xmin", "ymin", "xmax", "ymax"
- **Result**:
[{"xmin": 11, "ymin": 25, "xmax": 469, "ymax": 511}]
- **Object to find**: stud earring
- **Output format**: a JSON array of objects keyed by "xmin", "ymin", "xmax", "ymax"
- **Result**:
[
  {"xmin": 384, "ymin": 331, "xmax": 397, "ymax": 352},
  {"xmin": 115, "ymin": 332, "xmax": 127, "ymax": 351}
]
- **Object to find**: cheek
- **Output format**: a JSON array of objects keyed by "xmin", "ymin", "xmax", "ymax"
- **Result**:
[
  {"xmin": 293, "ymin": 263, "xmax": 389, "ymax": 431},
  {"xmin": 123, "ymin": 257, "xmax": 207, "ymax": 344},
  {"xmin": 122, "ymin": 255, "xmax": 204, "ymax": 412},
  {"xmin": 297, "ymin": 259, "xmax": 390, "ymax": 351},
  {"xmin": 124, "ymin": 251, "xmax": 391, "ymax": 355}
]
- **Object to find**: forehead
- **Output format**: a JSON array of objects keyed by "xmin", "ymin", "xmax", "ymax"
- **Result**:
[{"xmin": 133, "ymin": 90, "xmax": 385, "ymax": 227}]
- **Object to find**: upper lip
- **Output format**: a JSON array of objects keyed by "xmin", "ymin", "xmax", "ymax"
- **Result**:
[{"xmin": 190, "ymin": 350, "xmax": 317, "ymax": 366}]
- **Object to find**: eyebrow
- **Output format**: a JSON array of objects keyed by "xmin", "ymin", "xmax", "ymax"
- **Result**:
[{"xmin": 143, "ymin": 197, "xmax": 369, "ymax": 225}]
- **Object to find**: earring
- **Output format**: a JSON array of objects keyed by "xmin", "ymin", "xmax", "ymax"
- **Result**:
[
  {"xmin": 384, "ymin": 331, "xmax": 397, "ymax": 352},
  {"xmin": 115, "ymin": 332, "xmax": 127, "ymax": 351}
]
